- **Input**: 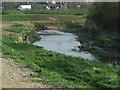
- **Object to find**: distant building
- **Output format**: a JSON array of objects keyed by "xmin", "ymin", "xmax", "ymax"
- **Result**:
[
  {"xmin": 51, "ymin": 1, "xmax": 56, "ymax": 4},
  {"xmin": 2, "ymin": 2, "xmax": 91, "ymax": 10},
  {"xmin": 60, "ymin": 2, "xmax": 68, "ymax": 10},
  {"xmin": 56, "ymin": 6, "xmax": 60, "ymax": 10},
  {"xmin": 46, "ymin": 6, "xmax": 50, "ymax": 10},
  {"xmin": 17, "ymin": 5, "xmax": 31, "ymax": 10}
]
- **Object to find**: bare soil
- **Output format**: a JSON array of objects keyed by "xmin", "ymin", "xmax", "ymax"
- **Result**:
[{"xmin": 2, "ymin": 58, "xmax": 52, "ymax": 88}]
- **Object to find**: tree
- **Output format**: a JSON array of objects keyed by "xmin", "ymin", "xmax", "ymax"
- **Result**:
[{"xmin": 88, "ymin": 2, "xmax": 118, "ymax": 31}]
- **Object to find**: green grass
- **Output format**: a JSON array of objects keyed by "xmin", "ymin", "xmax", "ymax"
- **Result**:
[
  {"xmin": 2, "ymin": 14, "xmax": 85, "ymax": 22},
  {"xmin": 2, "ymin": 15, "xmax": 47, "ymax": 21},
  {"xmin": 2, "ymin": 9, "xmax": 88, "ymax": 15},
  {"xmin": 4, "ymin": 24, "xmax": 25, "ymax": 33},
  {"xmin": 2, "ymin": 24, "xmax": 119, "ymax": 88},
  {"xmin": 2, "ymin": 9, "xmax": 86, "ymax": 26}
]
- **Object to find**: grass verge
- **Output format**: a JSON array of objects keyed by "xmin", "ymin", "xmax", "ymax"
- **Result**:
[{"xmin": 2, "ymin": 9, "xmax": 88, "ymax": 16}]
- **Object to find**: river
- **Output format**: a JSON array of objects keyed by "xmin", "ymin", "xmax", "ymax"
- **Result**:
[{"xmin": 33, "ymin": 30, "xmax": 96, "ymax": 60}]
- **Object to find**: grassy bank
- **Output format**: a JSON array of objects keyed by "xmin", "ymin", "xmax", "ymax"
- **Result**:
[
  {"xmin": 2, "ymin": 23, "xmax": 119, "ymax": 89},
  {"xmin": 2, "ymin": 14, "xmax": 86, "ymax": 33},
  {"xmin": 2, "ymin": 14, "xmax": 85, "ymax": 22},
  {"xmin": 2, "ymin": 14, "xmax": 85, "ymax": 30},
  {"xmin": 2, "ymin": 10, "xmax": 86, "ymax": 32},
  {"xmin": 2, "ymin": 9, "xmax": 88, "ymax": 16}
]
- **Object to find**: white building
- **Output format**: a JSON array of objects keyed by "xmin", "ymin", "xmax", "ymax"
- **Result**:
[
  {"xmin": 52, "ymin": 1, "xmax": 56, "ymax": 4},
  {"xmin": 56, "ymin": 6, "xmax": 60, "ymax": 10},
  {"xmin": 46, "ymin": 6, "xmax": 50, "ymax": 10},
  {"xmin": 17, "ymin": 5, "xmax": 31, "ymax": 10}
]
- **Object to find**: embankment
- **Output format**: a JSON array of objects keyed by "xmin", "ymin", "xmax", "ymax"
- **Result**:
[{"xmin": 2, "ymin": 22, "xmax": 119, "ymax": 88}]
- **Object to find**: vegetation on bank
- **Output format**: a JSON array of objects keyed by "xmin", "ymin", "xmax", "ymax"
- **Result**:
[
  {"xmin": 2, "ymin": 10, "xmax": 86, "ymax": 31},
  {"xmin": 34, "ymin": 23, "xmax": 48, "ymax": 31},
  {"xmin": 77, "ymin": 2, "xmax": 119, "ymax": 64},
  {"xmin": 2, "ymin": 9, "xmax": 86, "ymax": 26},
  {"xmin": 2, "ymin": 14, "xmax": 85, "ymax": 23},
  {"xmin": 2, "ymin": 9, "xmax": 88, "ymax": 16},
  {"xmin": 2, "ymin": 23, "xmax": 119, "ymax": 89},
  {"xmin": 60, "ymin": 20, "xmax": 82, "ymax": 30}
]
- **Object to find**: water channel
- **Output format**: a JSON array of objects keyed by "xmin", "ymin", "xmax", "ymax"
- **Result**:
[{"xmin": 33, "ymin": 30, "xmax": 96, "ymax": 60}]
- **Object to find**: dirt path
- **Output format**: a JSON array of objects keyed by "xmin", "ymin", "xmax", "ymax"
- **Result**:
[{"xmin": 2, "ymin": 58, "xmax": 51, "ymax": 88}]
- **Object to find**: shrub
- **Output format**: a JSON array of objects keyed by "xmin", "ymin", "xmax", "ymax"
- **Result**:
[
  {"xmin": 62, "ymin": 21, "xmax": 81, "ymax": 29},
  {"xmin": 75, "ymin": 13, "xmax": 83, "ymax": 15},
  {"xmin": 34, "ymin": 23, "xmax": 47, "ymax": 30},
  {"xmin": 27, "ymin": 31, "xmax": 40, "ymax": 43},
  {"xmin": 2, "ymin": 10, "xmax": 9, "ymax": 15}
]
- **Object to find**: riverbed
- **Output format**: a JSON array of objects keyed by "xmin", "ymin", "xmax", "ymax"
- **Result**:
[{"xmin": 33, "ymin": 30, "xmax": 96, "ymax": 60}]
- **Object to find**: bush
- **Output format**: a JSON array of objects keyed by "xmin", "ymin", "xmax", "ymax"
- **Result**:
[
  {"xmin": 75, "ymin": 13, "xmax": 83, "ymax": 15},
  {"xmin": 96, "ymin": 36, "xmax": 115, "ymax": 48},
  {"xmin": 2, "ymin": 10, "xmax": 9, "ymax": 15},
  {"xmin": 27, "ymin": 31, "xmax": 40, "ymax": 43},
  {"xmin": 34, "ymin": 23, "xmax": 47, "ymax": 30},
  {"xmin": 62, "ymin": 21, "xmax": 81, "ymax": 29}
]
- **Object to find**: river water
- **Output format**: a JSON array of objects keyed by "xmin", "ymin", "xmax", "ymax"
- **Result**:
[{"xmin": 33, "ymin": 30, "xmax": 96, "ymax": 60}]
